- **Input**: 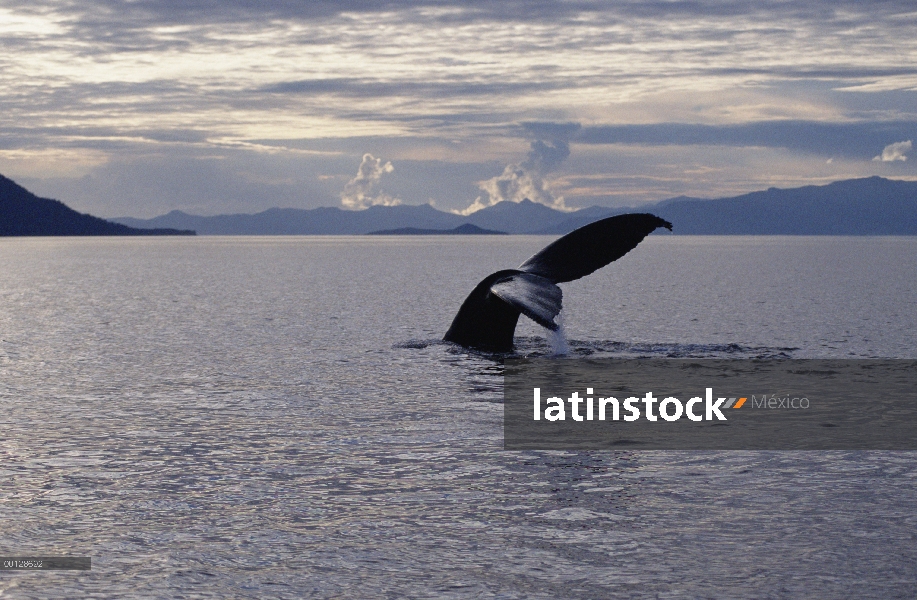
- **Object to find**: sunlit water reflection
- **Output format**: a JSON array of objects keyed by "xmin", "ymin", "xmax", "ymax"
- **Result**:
[{"xmin": 1, "ymin": 235, "xmax": 915, "ymax": 598}]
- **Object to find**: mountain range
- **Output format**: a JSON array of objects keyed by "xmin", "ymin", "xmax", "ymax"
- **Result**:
[
  {"xmin": 650, "ymin": 176, "xmax": 917, "ymax": 235},
  {"xmin": 112, "ymin": 176, "xmax": 917, "ymax": 235},
  {"xmin": 3, "ymin": 172, "xmax": 915, "ymax": 236},
  {"xmin": 1, "ymin": 173, "xmax": 193, "ymax": 236}
]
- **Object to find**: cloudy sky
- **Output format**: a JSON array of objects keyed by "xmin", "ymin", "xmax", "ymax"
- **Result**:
[{"xmin": 2, "ymin": 0, "xmax": 916, "ymax": 217}]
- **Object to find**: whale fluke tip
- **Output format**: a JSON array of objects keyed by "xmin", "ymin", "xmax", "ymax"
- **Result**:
[{"xmin": 444, "ymin": 213, "xmax": 671, "ymax": 352}]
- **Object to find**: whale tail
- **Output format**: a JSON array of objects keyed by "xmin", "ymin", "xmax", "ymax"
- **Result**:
[{"xmin": 443, "ymin": 213, "xmax": 672, "ymax": 352}]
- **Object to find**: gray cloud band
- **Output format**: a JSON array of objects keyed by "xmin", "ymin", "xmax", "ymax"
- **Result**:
[
  {"xmin": 20, "ymin": 0, "xmax": 917, "ymax": 26},
  {"xmin": 522, "ymin": 121, "xmax": 917, "ymax": 160}
]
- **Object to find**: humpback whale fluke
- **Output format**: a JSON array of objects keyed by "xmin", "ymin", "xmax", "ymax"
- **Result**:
[{"xmin": 443, "ymin": 213, "xmax": 672, "ymax": 352}]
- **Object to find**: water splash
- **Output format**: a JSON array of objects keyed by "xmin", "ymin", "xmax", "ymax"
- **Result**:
[{"xmin": 547, "ymin": 311, "xmax": 570, "ymax": 356}]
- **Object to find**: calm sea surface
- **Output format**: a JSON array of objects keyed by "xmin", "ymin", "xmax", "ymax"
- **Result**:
[{"xmin": 1, "ymin": 235, "xmax": 916, "ymax": 598}]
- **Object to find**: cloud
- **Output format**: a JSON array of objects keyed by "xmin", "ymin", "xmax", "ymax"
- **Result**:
[
  {"xmin": 261, "ymin": 78, "xmax": 565, "ymax": 98},
  {"xmin": 5, "ymin": 0, "xmax": 917, "ymax": 217},
  {"xmin": 456, "ymin": 140, "xmax": 573, "ymax": 215},
  {"xmin": 521, "ymin": 122, "xmax": 582, "ymax": 141},
  {"xmin": 873, "ymin": 140, "xmax": 912, "ymax": 162},
  {"xmin": 571, "ymin": 121, "xmax": 917, "ymax": 159},
  {"xmin": 20, "ymin": 0, "xmax": 916, "ymax": 32},
  {"xmin": 340, "ymin": 153, "xmax": 401, "ymax": 209}
]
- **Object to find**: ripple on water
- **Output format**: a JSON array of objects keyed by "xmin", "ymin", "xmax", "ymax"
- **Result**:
[{"xmin": 1, "ymin": 236, "xmax": 916, "ymax": 598}]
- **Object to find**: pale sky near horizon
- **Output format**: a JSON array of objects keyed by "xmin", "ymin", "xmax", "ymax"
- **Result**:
[{"xmin": 1, "ymin": 0, "xmax": 915, "ymax": 218}]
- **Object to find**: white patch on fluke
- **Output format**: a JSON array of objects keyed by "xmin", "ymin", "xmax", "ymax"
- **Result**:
[{"xmin": 490, "ymin": 273, "xmax": 562, "ymax": 331}]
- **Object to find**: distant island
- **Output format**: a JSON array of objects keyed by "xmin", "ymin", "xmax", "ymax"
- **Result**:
[
  {"xmin": 111, "ymin": 176, "xmax": 917, "ymax": 236},
  {"xmin": 0, "ymin": 174, "xmax": 194, "ymax": 236},
  {"xmin": 368, "ymin": 223, "xmax": 507, "ymax": 235}
]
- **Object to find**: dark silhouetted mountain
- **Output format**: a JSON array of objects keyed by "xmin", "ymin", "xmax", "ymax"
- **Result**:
[
  {"xmin": 1, "ymin": 174, "xmax": 194, "ymax": 236},
  {"xmin": 112, "ymin": 177, "xmax": 917, "ymax": 235},
  {"xmin": 368, "ymin": 223, "xmax": 507, "ymax": 235},
  {"xmin": 115, "ymin": 204, "xmax": 464, "ymax": 234},
  {"xmin": 651, "ymin": 177, "xmax": 917, "ymax": 234},
  {"xmin": 115, "ymin": 198, "xmax": 578, "ymax": 235},
  {"xmin": 462, "ymin": 199, "xmax": 575, "ymax": 233}
]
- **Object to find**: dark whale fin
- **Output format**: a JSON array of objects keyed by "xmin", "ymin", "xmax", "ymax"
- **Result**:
[
  {"xmin": 444, "ymin": 213, "xmax": 672, "ymax": 352},
  {"xmin": 520, "ymin": 213, "xmax": 672, "ymax": 283},
  {"xmin": 443, "ymin": 269, "xmax": 526, "ymax": 352}
]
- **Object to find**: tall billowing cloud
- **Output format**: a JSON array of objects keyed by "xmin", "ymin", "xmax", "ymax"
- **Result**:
[
  {"xmin": 873, "ymin": 140, "xmax": 912, "ymax": 162},
  {"xmin": 457, "ymin": 140, "xmax": 572, "ymax": 215},
  {"xmin": 340, "ymin": 154, "xmax": 401, "ymax": 209}
]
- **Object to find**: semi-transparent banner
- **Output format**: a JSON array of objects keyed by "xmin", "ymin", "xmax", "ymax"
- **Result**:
[{"xmin": 504, "ymin": 359, "xmax": 917, "ymax": 450}]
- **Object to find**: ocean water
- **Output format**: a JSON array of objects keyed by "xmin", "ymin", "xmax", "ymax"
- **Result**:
[{"xmin": 1, "ymin": 235, "xmax": 916, "ymax": 598}]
